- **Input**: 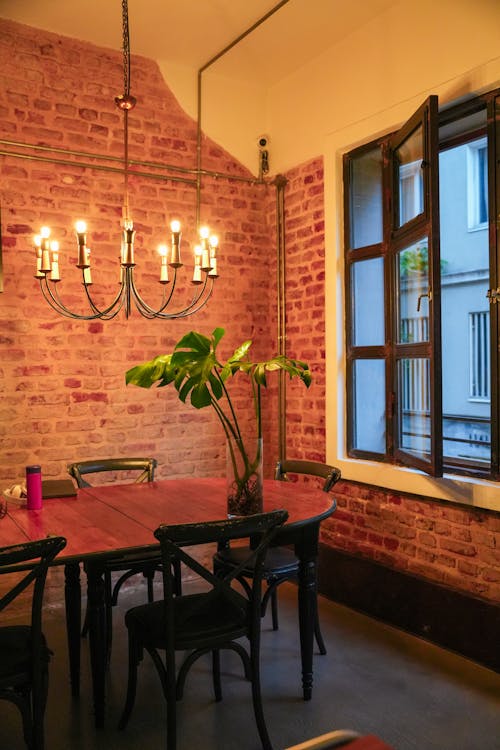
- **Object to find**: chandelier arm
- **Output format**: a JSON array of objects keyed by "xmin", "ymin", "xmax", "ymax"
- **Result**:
[
  {"xmin": 129, "ymin": 269, "xmax": 212, "ymax": 318},
  {"xmin": 148, "ymin": 279, "xmax": 215, "ymax": 320},
  {"xmin": 81, "ymin": 280, "xmax": 128, "ymax": 320},
  {"xmin": 38, "ymin": 278, "xmax": 107, "ymax": 320},
  {"xmin": 40, "ymin": 273, "xmax": 127, "ymax": 321},
  {"xmin": 38, "ymin": 278, "xmax": 86, "ymax": 319},
  {"xmin": 125, "ymin": 266, "xmax": 213, "ymax": 319},
  {"xmin": 177, "ymin": 280, "xmax": 215, "ymax": 317},
  {"xmin": 127, "ymin": 267, "xmax": 179, "ymax": 316}
]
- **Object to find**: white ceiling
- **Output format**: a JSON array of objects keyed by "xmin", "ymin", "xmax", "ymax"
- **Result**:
[{"xmin": 0, "ymin": 0, "xmax": 396, "ymax": 84}]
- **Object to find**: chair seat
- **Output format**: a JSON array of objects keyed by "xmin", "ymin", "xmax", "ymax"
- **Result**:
[
  {"xmin": 125, "ymin": 591, "xmax": 249, "ymax": 650},
  {"xmin": 0, "ymin": 626, "xmax": 51, "ymax": 684},
  {"xmin": 215, "ymin": 545, "xmax": 299, "ymax": 579}
]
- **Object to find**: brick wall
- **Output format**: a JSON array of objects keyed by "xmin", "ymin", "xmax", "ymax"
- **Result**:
[
  {"xmin": 0, "ymin": 19, "xmax": 278, "ymax": 484},
  {"xmin": 281, "ymin": 158, "xmax": 326, "ymax": 460}
]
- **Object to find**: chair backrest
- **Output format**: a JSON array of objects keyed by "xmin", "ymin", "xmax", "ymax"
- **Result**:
[
  {"xmin": 0, "ymin": 536, "xmax": 67, "ymax": 633},
  {"xmin": 275, "ymin": 459, "xmax": 341, "ymax": 493},
  {"xmin": 154, "ymin": 510, "xmax": 288, "ymax": 637},
  {"xmin": 67, "ymin": 457, "xmax": 157, "ymax": 488}
]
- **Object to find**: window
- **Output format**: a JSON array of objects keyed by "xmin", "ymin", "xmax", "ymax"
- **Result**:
[
  {"xmin": 469, "ymin": 310, "xmax": 490, "ymax": 401},
  {"xmin": 467, "ymin": 138, "xmax": 488, "ymax": 230},
  {"xmin": 344, "ymin": 89, "xmax": 500, "ymax": 480}
]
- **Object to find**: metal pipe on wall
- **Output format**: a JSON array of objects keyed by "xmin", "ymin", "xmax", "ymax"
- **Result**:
[
  {"xmin": 195, "ymin": 1, "xmax": 291, "ymax": 459},
  {"xmin": 274, "ymin": 174, "xmax": 288, "ymax": 461}
]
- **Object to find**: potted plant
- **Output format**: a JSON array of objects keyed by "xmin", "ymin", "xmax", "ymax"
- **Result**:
[{"xmin": 125, "ymin": 328, "xmax": 311, "ymax": 515}]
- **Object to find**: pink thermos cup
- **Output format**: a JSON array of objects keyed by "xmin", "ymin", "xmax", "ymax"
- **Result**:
[{"xmin": 26, "ymin": 465, "xmax": 43, "ymax": 510}]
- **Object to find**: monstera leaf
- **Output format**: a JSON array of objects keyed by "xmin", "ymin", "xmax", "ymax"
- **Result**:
[{"xmin": 126, "ymin": 328, "xmax": 311, "ymax": 442}]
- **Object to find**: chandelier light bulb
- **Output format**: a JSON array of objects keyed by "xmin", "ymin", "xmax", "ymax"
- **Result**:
[
  {"xmin": 170, "ymin": 220, "xmax": 181, "ymax": 234},
  {"xmin": 40, "ymin": 226, "xmax": 51, "ymax": 239},
  {"xmin": 199, "ymin": 226, "xmax": 210, "ymax": 240},
  {"xmin": 75, "ymin": 220, "xmax": 87, "ymax": 234}
]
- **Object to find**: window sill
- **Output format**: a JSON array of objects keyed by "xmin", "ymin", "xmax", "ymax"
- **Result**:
[{"xmin": 334, "ymin": 456, "xmax": 500, "ymax": 513}]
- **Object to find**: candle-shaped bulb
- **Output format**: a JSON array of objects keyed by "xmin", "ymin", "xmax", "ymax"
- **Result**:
[
  {"xmin": 199, "ymin": 226, "xmax": 211, "ymax": 271},
  {"xmin": 192, "ymin": 244, "xmax": 203, "ymax": 284},
  {"xmin": 158, "ymin": 244, "xmax": 169, "ymax": 284},
  {"xmin": 39, "ymin": 226, "xmax": 52, "ymax": 274},
  {"xmin": 121, "ymin": 223, "xmax": 136, "ymax": 267},
  {"xmin": 75, "ymin": 220, "xmax": 89, "ymax": 268},
  {"xmin": 83, "ymin": 264, "xmax": 92, "ymax": 286},
  {"xmin": 34, "ymin": 244, "xmax": 44, "ymax": 279},
  {"xmin": 208, "ymin": 235, "xmax": 220, "ymax": 279},
  {"xmin": 170, "ymin": 220, "xmax": 182, "ymax": 268},
  {"xmin": 50, "ymin": 240, "xmax": 61, "ymax": 281},
  {"xmin": 33, "ymin": 234, "xmax": 42, "ymax": 248}
]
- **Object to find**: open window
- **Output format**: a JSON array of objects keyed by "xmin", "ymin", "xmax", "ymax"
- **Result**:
[{"xmin": 389, "ymin": 96, "xmax": 442, "ymax": 475}]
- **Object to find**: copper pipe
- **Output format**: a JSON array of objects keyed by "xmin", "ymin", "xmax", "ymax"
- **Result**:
[{"xmin": 274, "ymin": 174, "xmax": 288, "ymax": 461}]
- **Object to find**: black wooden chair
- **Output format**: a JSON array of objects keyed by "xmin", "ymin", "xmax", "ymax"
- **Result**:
[
  {"xmin": 214, "ymin": 459, "xmax": 340, "ymax": 654},
  {"xmin": 118, "ymin": 509, "xmax": 288, "ymax": 750},
  {"xmin": 0, "ymin": 535, "xmax": 67, "ymax": 750},
  {"xmin": 67, "ymin": 457, "xmax": 180, "ymax": 660}
]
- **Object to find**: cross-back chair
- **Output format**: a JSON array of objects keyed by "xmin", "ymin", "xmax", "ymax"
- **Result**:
[
  {"xmin": 0, "ymin": 535, "xmax": 67, "ymax": 750},
  {"xmin": 214, "ymin": 459, "xmax": 340, "ymax": 654},
  {"xmin": 67, "ymin": 457, "xmax": 180, "ymax": 662},
  {"xmin": 118, "ymin": 509, "xmax": 289, "ymax": 750}
]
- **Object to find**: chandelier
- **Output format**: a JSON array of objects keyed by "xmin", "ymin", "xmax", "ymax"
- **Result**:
[{"xmin": 32, "ymin": 0, "xmax": 219, "ymax": 320}]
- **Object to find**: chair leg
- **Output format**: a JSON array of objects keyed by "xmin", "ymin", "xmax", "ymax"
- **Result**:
[
  {"xmin": 250, "ymin": 642, "xmax": 273, "ymax": 750},
  {"xmin": 145, "ymin": 569, "xmax": 155, "ymax": 603},
  {"xmin": 212, "ymin": 649, "xmax": 222, "ymax": 702},
  {"xmin": 314, "ymin": 612, "xmax": 327, "ymax": 656},
  {"xmin": 118, "ymin": 631, "xmax": 139, "ymax": 730},
  {"xmin": 172, "ymin": 559, "xmax": 182, "ymax": 596},
  {"xmin": 32, "ymin": 665, "xmax": 49, "ymax": 750},
  {"xmin": 104, "ymin": 571, "xmax": 113, "ymax": 667},
  {"xmin": 270, "ymin": 589, "xmax": 279, "ymax": 631},
  {"xmin": 81, "ymin": 604, "xmax": 89, "ymax": 638}
]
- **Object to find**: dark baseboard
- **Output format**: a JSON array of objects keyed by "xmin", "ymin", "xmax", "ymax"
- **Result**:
[{"xmin": 318, "ymin": 544, "xmax": 500, "ymax": 673}]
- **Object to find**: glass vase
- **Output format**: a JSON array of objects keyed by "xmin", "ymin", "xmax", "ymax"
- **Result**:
[{"xmin": 226, "ymin": 436, "xmax": 263, "ymax": 516}]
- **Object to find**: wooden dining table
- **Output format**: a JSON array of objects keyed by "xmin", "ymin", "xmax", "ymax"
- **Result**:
[{"xmin": 6, "ymin": 477, "xmax": 336, "ymax": 727}]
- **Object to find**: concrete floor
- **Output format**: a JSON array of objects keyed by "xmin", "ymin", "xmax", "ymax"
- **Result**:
[{"xmin": 1, "ymin": 580, "xmax": 499, "ymax": 750}]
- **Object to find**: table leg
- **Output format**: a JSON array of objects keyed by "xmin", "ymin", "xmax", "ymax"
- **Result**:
[
  {"xmin": 64, "ymin": 562, "xmax": 81, "ymax": 698},
  {"xmin": 86, "ymin": 562, "xmax": 107, "ymax": 728},
  {"xmin": 297, "ymin": 550, "xmax": 318, "ymax": 701}
]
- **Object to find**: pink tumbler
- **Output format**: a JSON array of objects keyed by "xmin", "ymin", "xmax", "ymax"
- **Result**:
[{"xmin": 26, "ymin": 465, "xmax": 43, "ymax": 510}]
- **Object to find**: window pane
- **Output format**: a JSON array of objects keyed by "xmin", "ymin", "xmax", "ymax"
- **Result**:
[
  {"xmin": 353, "ymin": 359, "xmax": 385, "ymax": 453},
  {"xmin": 352, "ymin": 258, "xmax": 385, "ymax": 346},
  {"xmin": 439, "ymin": 137, "xmax": 491, "ymax": 466},
  {"xmin": 397, "ymin": 238, "xmax": 429, "ymax": 343},
  {"xmin": 349, "ymin": 147, "xmax": 383, "ymax": 248},
  {"xmin": 396, "ymin": 125, "xmax": 423, "ymax": 228},
  {"xmin": 397, "ymin": 357, "xmax": 430, "ymax": 459}
]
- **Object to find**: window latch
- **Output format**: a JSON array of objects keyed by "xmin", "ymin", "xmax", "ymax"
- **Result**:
[
  {"xmin": 416, "ymin": 288, "xmax": 431, "ymax": 312},
  {"xmin": 486, "ymin": 289, "xmax": 500, "ymax": 304}
]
